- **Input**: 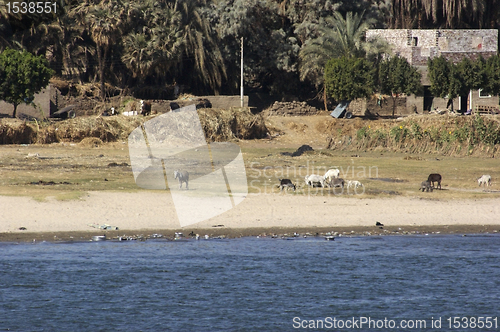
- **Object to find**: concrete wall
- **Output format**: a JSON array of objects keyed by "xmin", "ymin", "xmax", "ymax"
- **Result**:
[
  {"xmin": 148, "ymin": 95, "xmax": 249, "ymax": 114},
  {"xmin": 470, "ymin": 90, "xmax": 499, "ymax": 111},
  {"xmin": 200, "ymin": 95, "xmax": 248, "ymax": 109},
  {"xmin": 0, "ymin": 84, "xmax": 57, "ymax": 118},
  {"xmin": 429, "ymin": 96, "xmax": 460, "ymax": 112},
  {"xmin": 348, "ymin": 96, "xmax": 412, "ymax": 117}
]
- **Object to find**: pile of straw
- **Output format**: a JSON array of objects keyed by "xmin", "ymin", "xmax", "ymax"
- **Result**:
[{"xmin": 0, "ymin": 107, "xmax": 267, "ymax": 145}]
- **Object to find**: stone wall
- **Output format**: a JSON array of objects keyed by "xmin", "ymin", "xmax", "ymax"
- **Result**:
[
  {"xmin": 264, "ymin": 101, "xmax": 319, "ymax": 116},
  {"xmin": 346, "ymin": 96, "xmax": 412, "ymax": 117},
  {"xmin": 366, "ymin": 29, "xmax": 498, "ymax": 65},
  {"xmin": 148, "ymin": 95, "xmax": 249, "ymax": 113}
]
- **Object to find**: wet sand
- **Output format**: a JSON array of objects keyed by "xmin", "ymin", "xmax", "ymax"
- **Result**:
[{"xmin": 1, "ymin": 192, "xmax": 499, "ymax": 242}]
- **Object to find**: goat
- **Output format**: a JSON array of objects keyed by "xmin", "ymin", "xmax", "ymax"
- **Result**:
[
  {"xmin": 174, "ymin": 170, "xmax": 189, "ymax": 189},
  {"xmin": 420, "ymin": 180, "xmax": 433, "ymax": 192},
  {"xmin": 323, "ymin": 169, "xmax": 340, "ymax": 184},
  {"xmin": 477, "ymin": 175, "xmax": 492, "ymax": 187},
  {"xmin": 346, "ymin": 180, "xmax": 363, "ymax": 189},
  {"xmin": 305, "ymin": 174, "xmax": 325, "ymax": 188},
  {"xmin": 427, "ymin": 173, "xmax": 442, "ymax": 189},
  {"xmin": 278, "ymin": 178, "xmax": 296, "ymax": 192}
]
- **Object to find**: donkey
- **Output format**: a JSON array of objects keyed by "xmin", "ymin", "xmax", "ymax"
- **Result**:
[
  {"xmin": 174, "ymin": 170, "xmax": 189, "ymax": 189},
  {"xmin": 427, "ymin": 173, "xmax": 442, "ymax": 190}
]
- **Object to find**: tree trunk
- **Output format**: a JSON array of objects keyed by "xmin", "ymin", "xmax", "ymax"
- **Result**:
[
  {"xmin": 97, "ymin": 44, "xmax": 105, "ymax": 101},
  {"xmin": 392, "ymin": 96, "xmax": 396, "ymax": 118},
  {"xmin": 12, "ymin": 104, "xmax": 18, "ymax": 118},
  {"xmin": 447, "ymin": 98, "xmax": 454, "ymax": 111},
  {"xmin": 323, "ymin": 87, "xmax": 328, "ymax": 112}
]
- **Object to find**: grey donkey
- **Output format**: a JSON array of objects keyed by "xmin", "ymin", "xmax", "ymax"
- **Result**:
[{"xmin": 174, "ymin": 170, "xmax": 189, "ymax": 189}]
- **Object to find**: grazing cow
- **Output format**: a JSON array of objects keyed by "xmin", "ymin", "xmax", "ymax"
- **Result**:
[
  {"xmin": 329, "ymin": 178, "xmax": 345, "ymax": 188},
  {"xmin": 174, "ymin": 170, "xmax": 189, "ymax": 189},
  {"xmin": 477, "ymin": 175, "xmax": 492, "ymax": 187},
  {"xmin": 323, "ymin": 169, "xmax": 340, "ymax": 183},
  {"xmin": 427, "ymin": 173, "xmax": 442, "ymax": 189},
  {"xmin": 420, "ymin": 180, "xmax": 433, "ymax": 192},
  {"xmin": 305, "ymin": 174, "xmax": 325, "ymax": 188},
  {"xmin": 279, "ymin": 178, "xmax": 296, "ymax": 192},
  {"xmin": 140, "ymin": 100, "xmax": 152, "ymax": 116}
]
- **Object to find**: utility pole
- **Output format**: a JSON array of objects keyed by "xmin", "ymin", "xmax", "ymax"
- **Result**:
[{"xmin": 240, "ymin": 37, "xmax": 244, "ymax": 108}]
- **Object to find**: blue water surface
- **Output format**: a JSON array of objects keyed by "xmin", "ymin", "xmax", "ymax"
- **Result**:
[{"xmin": 0, "ymin": 235, "xmax": 499, "ymax": 331}]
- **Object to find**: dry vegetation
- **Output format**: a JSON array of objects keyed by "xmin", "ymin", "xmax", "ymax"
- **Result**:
[
  {"xmin": 0, "ymin": 107, "xmax": 267, "ymax": 144},
  {"xmin": 1, "ymin": 112, "xmax": 500, "ymax": 201},
  {"xmin": 320, "ymin": 114, "xmax": 500, "ymax": 157}
]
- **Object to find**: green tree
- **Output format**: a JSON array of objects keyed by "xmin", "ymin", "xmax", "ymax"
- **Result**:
[
  {"xmin": 0, "ymin": 48, "xmax": 53, "ymax": 118},
  {"xmin": 208, "ymin": 0, "xmax": 298, "ymax": 95},
  {"xmin": 387, "ymin": 0, "xmax": 491, "ymax": 29},
  {"xmin": 483, "ymin": 55, "xmax": 500, "ymax": 95},
  {"xmin": 456, "ymin": 56, "xmax": 486, "ymax": 97},
  {"xmin": 299, "ymin": 11, "xmax": 389, "ymax": 108},
  {"xmin": 299, "ymin": 11, "xmax": 374, "ymax": 88},
  {"xmin": 175, "ymin": 0, "xmax": 226, "ymax": 94},
  {"xmin": 121, "ymin": 2, "xmax": 182, "ymax": 85},
  {"xmin": 427, "ymin": 56, "xmax": 462, "ymax": 111},
  {"xmin": 378, "ymin": 55, "xmax": 422, "ymax": 117},
  {"xmin": 87, "ymin": 4, "xmax": 123, "ymax": 100},
  {"xmin": 324, "ymin": 56, "xmax": 375, "ymax": 102}
]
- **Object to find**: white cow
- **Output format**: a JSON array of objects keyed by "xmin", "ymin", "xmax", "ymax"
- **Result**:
[
  {"xmin": 477, "ymin": 175, "xmax": 492, "ymax": 187},
  {"xmin": 305, "ymin": 174, "xmax": 325, "ymax": 188},
  {"xmin": 323, "ymin": 169, "xmax": 340, "ymax": 184}
]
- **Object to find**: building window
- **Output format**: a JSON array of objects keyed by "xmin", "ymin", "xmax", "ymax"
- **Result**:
[
  {"xmin": 479, "ymin": 89, "xmax": 491, "ymax": 98},
  {"xmin": 407, "ymin": 37, "xmax": 418, "ymax": 46}
]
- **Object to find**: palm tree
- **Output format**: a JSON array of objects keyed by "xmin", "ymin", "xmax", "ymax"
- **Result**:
[
  {"xmin": 299, "ymin": 11, "xmax": 390, "ymax": 109},
  {"xmin": 299, "ymin": 11, "xmax": 386, "ymax": 85},
  {"xmin": 121, "ymin": 0, "xmax": 183, "ymax": 85},
  {"xmin": 68, "ymin": 0, "xmax": 126, "ymax": 99},
  {"xmin": 87, "ymin": 5, "xmax": 124, "ymax": 99},
  {"xmin": 122, "ymin": 33, "xmax": 153, "ymax": 83},
  {"xmin": 388, "ymin": 0, "xmax": 489, "ymax": 28},
  {"xmin": 174, "ymin": 0, "xmax": 226, "ymax": 94}
]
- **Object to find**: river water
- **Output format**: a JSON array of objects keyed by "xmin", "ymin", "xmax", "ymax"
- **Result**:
[{"xmin": 1, "ymin": 235, "xmax": 499, "ymax": 331}]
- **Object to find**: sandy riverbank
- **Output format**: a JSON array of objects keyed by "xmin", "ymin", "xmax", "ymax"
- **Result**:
[{"xmin": 1, "ymin": 192, "xmax": 499, "ymax": 242}]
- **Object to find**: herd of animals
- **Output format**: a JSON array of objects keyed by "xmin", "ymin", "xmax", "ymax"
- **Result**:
[
  {"xmin": 278, "ymin": 169, "xmax": 366, "ymax": 193},
  {"xmin": 419, "ymin": 173, "xmax": 492, "ymax": 192},
  {"xmin": 278, "ymin": 170, "xmax": 493, "ymax": 194},
  {"xmin": 172, "ymin": 169, "xmax": 492, "ymax": 194}
]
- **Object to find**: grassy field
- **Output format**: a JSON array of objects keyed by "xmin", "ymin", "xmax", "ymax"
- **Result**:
[
  {"xmin": 241, "ymin": 147, "xmax": 500, "ymax": 200},
  {"xmin": 1, "ymin": 141, "xmax": 499, "ymax": 201}
]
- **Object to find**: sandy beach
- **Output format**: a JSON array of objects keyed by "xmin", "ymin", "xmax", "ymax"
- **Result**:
[{"xmin": 1, "ymin": 192, "xmax": 499, "ymax": 241}]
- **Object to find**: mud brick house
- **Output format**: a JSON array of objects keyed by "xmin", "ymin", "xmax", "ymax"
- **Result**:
[{"xmin": 365, "ymin": 29, "xmax": 499, "ymax": 115}]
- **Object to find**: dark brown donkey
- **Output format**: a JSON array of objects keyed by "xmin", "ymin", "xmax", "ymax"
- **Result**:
[{"xmin": 427, "ymin": 173, "xmax": 442, "ymax": 189}]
